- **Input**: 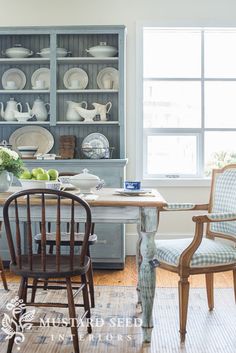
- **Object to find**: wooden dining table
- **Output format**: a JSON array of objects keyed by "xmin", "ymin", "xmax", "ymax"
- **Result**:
[{"xmin": 0, "ymin": 187, "xmax": 167, "ymax": 343}]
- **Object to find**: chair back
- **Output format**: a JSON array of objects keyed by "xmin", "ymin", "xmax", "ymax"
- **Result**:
[
  {"xmin": 3, "ymin": 189, "xmax": 92, "ymax": 272},
  {"xmin": 208, "ymin": 164, "xmax": 236, "ymax": 242}
]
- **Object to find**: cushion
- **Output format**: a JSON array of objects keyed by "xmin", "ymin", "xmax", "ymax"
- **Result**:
[{"xmin": 155, "ymin": 238, "xmax": 236, "ymax": 267}]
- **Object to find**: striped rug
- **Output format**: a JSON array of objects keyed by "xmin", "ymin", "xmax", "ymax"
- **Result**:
[{"xmin": 0, "ymin": 284, "xmax": 235, "ymax": 352}]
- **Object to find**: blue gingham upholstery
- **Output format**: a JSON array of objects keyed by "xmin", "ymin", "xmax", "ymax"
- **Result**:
[
  {"xmin": 207, "ymin": 212, "xmax": 236, "ymax": 222},
  {"xmin": 163, "ymin": 203, "xmax": 195, "ymax": 211},
  {"xmin": 155, "ymin": 238, "xmax": 236, "ymax": 267},
  {"xmin": 210, "ymin": 169, "xmax": 236, "ymax": 237}
]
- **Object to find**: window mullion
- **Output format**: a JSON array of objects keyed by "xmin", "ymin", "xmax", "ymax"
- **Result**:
[{"xmin": 199, "ymin": 28, "xmax": 205, "ymax": 178}]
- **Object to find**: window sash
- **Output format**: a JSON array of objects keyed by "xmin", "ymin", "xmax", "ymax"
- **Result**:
[{"xmin": 141, "ymin": 26, "xmax": 236, "ymax": 179}]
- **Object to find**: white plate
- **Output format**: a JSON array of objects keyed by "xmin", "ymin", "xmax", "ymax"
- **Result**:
[
  {"xmin": 115, "ymin": 188, "xmax": 153, "ymax": 196},
  {"xmin": 97, "ymin": 67, "xmax": 119, "ymax": 90},
  {"xmin": 9, "ymin": 126, "xmax": 54, "ymax": 155},
  {"xmin": 31, "ymin": 68, "xmax": 50, "ymax": 89},
  {"xmin": 63, "ymin": 68, "xmax": 88, "ymax": 89},
  {"xmin": 82, "ymin": 133, "xmax": 109, "ymax": 159},
  {"xmin": 2, "ymin": 68, "xmax": 26, "ymax": 90}
]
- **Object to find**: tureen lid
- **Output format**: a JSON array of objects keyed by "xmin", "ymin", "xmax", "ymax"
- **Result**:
[{"xmin": 71, "ymin": 168, "xmax": 99, "ymax": 180}]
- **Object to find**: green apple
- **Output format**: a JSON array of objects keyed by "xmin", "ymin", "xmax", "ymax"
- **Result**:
[
  {"xmin": 48, "ymin": 169, "xmax": 59, "ymax": 181},
  {"xmin": 32, "ymin": 167, "xmax": 44, "ymax": 178},
  {"xmin": 36, "ymin": 172, "xmax": 50, "ymax": 181},
  {"xmin": 20, "ymin": 169, "xmax": 32, "ymax": 180}
]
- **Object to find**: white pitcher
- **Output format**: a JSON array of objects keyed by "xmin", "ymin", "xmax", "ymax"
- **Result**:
[
  {"xmin": 0, "ymin": 98, "xmax": 22, "ymax": 121},
  {"xmin": 92, "ymin": 102, "xmax": 112, "ymax": 121},
  {"xmin": 66, "ymin": 101, "xmax": 87, "ymax": 121}
]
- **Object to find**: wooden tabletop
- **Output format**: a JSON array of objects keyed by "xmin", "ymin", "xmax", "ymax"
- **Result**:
[{"xmin": 0, "ymin": 187, "xmax": 167, "ymax": 208}]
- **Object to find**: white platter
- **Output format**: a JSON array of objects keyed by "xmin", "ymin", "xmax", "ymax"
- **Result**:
[
  {"xmin": 2, "ymin": 68, "xmax": 26, "ymax": 90},
  {"xmin": 63, "ymin": 68, "xmax": 88, "ymax": 89},
  {"xmin": 115, "ymin": 188, "xmax": 153, "ymax": 196},
  {"xmin": 31, "ymin": 68, "xmax": 50, "ymax": 89},
  {"xmin": 82, "ymin": 133, "xmax": 109, "ymax": 159},
  {"xmin": 9, "ymin": 126, "xmax": 54, "ymax": 155},
  {"xmin": 96, "ymin": 67, "xmax": 119, "ymax": 90}
]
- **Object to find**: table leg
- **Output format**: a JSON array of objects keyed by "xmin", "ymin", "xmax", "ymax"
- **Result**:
[
  {"xmin": 136, "ymin": 231, "xmax": 142, "ymax": 313},
  {"xmin": 138, "ymin": 207, "xmax": 158, "ymax": 343}
]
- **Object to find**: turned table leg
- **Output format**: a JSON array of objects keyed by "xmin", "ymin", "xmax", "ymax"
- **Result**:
[{"xmin": 137, "ymin": 207, "xmax": 158, "ymax": 343}]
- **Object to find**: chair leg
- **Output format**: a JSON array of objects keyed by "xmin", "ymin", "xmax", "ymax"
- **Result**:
[
  {"xmin": 87, "ymin": 247, "xmax": 95, "ymax": 308},
  {"xmin": 31, "ymin": 278, "xmax": 38, "ymax": 303},
  {"xmin": 81, "ymin": 273, "xmax": 92, "ymax": 334},
  {"xmin": 233, "ymin": 269, "xmax": 236, "ymax": 303},
  {"xmin": 66, "ymin": 277, "xmax": 80, "ymax": 353},
  {"xmin": 43, "ymin": 245, "xmax": 53, "ymax": 290},
  {"xmin": 205, "ymin": 273, "xmax": 214, "ymax": 310},
  {"xmin": 178, "ymin": 277, "xmax": 190, "ymax": 343},
  {"xmin": 7, "ymin": 277, "xmax": 26, "ymax": 353},
  {"xmin": 0, "ymin": 258, "xmax": 8, "ymax": 291}
]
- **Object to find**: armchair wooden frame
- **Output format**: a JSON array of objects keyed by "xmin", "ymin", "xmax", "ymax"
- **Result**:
[{"xmin": 159, "ymin": 164, "xmax": 236, "ymax": 343}]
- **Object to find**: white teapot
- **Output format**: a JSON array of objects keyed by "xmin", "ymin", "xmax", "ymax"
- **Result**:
[
  {"xmin": 26, "ymin": 98, "xmax": 50, "ymax": 121},
  {"xmin": 0, "ymin": 98, "xmax": 22, "ymax": 121},
  {"xmin": 66, "ymin": 100, "xmax": 87, "ymax": 121},
  {"xmin": 92, "ymin": 102, "xmax": 112, "ymax": 121}
]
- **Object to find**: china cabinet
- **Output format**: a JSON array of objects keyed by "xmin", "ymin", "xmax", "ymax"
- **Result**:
[{"xmin": 0, "ymin": 26, "xmax": 127, "ymax": 268}]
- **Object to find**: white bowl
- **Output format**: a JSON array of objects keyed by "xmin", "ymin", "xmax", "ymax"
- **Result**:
[
  {"xmin": 5, "ymin": 45, "xmax": 33, "ymax": 58},
  {"xmin": 14, "ymin": 112, "xmax": 32, "ymax": 122},
  {"xmin": 17, "ymin": 146, "xmax": 38, "ymax": 158},
  {"xmin": 18, "ymin": 146, "xmax": 38, "ymax": 151},
  {"xmin": 20, "ymin": 179, "xmax": 47, "ymax": 189},
  {"xmin": 86, "ymin": 42, "xmax": 118, "ymax": 57},
  {"xmin": 15, "ymin": 116, "xmax": 31, "ymax": 122},
  {"xmin": 37, "ymin": 47, "xmax": 68, "ymax": 58}
]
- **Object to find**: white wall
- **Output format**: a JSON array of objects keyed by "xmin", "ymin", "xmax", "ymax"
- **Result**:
[{"xmin": 1, "ymin": 0, "xmax": 235, "ymax": 254}]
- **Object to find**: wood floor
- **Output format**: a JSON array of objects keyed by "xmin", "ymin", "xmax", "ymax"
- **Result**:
[{"xmin": 3, "ymin": 256, "xmax": 234, "ymax": 287}]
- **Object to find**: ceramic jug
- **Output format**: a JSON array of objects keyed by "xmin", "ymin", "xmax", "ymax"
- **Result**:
[
  {"xmin": 66, "ymin": 100, "xmax": 87, "ymax": 121},
  {"xmin": 92, "ymin": 102, "xmax": 112, "ymax": 121},
  {"xmin": 26, "ymin": 98, "xmax": 50, "ymax": 121},
  {"xmin": 0, "ymin": 98, "xmax": 22, "ymax": 121}
]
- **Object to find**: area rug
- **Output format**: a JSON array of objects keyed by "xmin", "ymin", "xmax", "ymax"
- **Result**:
[{"xmin": 0, "ymin": 284, "xmax": 235, "ymax": 353}]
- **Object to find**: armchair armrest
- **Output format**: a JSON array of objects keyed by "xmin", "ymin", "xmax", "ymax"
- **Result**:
[
  {"xmin": 162, "ymin": 203, "xmax": 208, "ymax": 211},
  {"xmin": 193, "ymin": 212, "xmax": 236, "ymax": 223}
]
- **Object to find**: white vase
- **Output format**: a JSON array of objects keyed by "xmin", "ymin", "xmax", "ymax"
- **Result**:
[{"xmin": 0, "ymin": 171, "xmax": 13, "ymax": 192}]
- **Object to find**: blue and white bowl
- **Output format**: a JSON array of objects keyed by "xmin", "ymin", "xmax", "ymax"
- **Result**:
[
  {"xmin": 124, "ymin": 181, "xmax": 141, "ymax": 191},
  {"xmin": 17, "ymin": 145, "xmax": 38, "ymax": 158}
]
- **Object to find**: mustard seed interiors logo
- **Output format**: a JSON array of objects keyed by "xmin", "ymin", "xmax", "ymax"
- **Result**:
[{"xmin": 1, "ymin": 296, "xmax": 35, "ymax": 345}]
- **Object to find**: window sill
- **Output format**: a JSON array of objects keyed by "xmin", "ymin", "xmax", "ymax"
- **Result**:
[{"xmin": 142, "ymin": 178, "xmax": 211, "ymax": 188}]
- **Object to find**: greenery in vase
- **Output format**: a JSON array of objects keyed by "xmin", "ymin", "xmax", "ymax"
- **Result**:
[{"xmin": 0, "ymin": 147, "xmax": 24, "ymax": 177}]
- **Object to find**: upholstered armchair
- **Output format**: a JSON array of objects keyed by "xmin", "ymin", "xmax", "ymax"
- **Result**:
[{"xmin": 155, "ymin": 164, "xmax": 236, "ymax": 342}]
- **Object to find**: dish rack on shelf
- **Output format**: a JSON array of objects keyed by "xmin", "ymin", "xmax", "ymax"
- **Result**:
[{"xmin": 81, "ymin": 147, "xmax": 115, "ymax": 159}]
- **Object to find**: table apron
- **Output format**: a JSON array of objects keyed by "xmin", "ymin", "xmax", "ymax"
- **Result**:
[{"xmin": 0, "ymin": 205, "xmax": 141, "ymax": 224}]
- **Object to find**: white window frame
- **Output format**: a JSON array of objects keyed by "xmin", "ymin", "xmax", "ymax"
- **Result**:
[{"xmin": 136, "ymin": 24, "xmax": 236, "ymax": 187}]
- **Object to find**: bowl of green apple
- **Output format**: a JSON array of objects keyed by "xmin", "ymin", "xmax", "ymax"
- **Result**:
[{"xmin": 19, "ymin": 167, "xmax": 59, "ymax": 189}]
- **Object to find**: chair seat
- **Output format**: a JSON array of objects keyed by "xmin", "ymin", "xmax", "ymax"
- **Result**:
[
  {"xmin": 10, "ymin": 254, "xmax": 90, "ymax": 278},
  {"xmin": 34, "ymin": 232, "xmax": 97, "ymax": 245},
  {"xmin": 155, "ymin": 238, "xmax": 236, "ymax": 267}
]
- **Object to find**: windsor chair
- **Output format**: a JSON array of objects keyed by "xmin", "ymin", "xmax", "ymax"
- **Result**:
[{"xmin": 3, "ymin": 189, "xmax": 92, "ymax": 353}]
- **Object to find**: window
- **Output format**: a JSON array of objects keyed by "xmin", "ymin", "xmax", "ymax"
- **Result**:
[{"xmin": 140, "ymin": 27, "xmax": 236, "ymax": 179}]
